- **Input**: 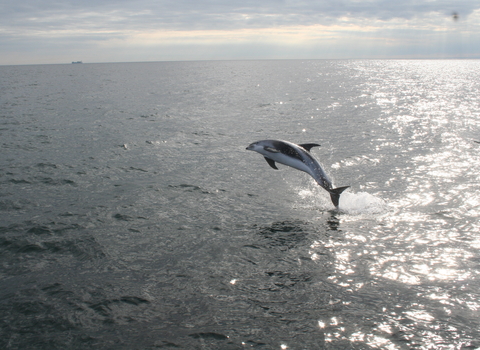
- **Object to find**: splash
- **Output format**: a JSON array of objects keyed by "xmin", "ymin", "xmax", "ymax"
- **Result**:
[
  {"xmin": 338, "ymin": 191, "xmax": 388, "ymax": 215},
  {"xmin": 297, "ymin": 187, "xmax": 387, "ymax": 215}
]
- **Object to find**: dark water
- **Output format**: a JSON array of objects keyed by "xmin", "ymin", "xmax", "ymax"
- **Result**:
[{"xmin": 1, "ymin": 60, "xmax": 479, "ymax": 349}]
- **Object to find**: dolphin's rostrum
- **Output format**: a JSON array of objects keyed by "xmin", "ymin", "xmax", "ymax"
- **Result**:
[{"xmin": 246, "ymin": 140, "xmax": 349, "ymax": 207}]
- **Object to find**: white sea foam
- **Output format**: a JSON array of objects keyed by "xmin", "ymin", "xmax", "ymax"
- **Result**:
[
  {"xmin": 297, "ymin": 187, "xmax": 387, "ymax": 215},
  {"xmin": 338, "ymin": 191, "xmax": 388, "ymax": 215}
]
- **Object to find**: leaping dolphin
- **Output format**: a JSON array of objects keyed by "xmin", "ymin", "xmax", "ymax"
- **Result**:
[{"xmin": 246, "ymin": 140, "xmax": 349, "ymax": 207}]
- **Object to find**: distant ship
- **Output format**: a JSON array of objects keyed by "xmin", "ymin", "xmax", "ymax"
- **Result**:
[{"xmin": 72, "ymin": 61, "xmax": 83, "ymax": 64}]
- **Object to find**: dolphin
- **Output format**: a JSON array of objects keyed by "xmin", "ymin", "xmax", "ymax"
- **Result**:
[{"xmin": 246, "ymin": 140, "xmax": 349, "ymax": 207}]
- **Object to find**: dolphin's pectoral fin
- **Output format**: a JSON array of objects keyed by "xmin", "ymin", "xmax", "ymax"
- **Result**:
[
  {"xmin": 300, "ymin": 143, "xmax": 321, "ymax": 152},
  {"xmin": 263, "ymin": 146, "xmax": 280, "ymax": 153},
  {"xmin": 264, "ymin": 157, "xmax": 279, "ymax": 170}
]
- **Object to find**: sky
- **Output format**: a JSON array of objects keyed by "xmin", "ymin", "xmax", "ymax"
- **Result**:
[{"xmin": 1, "ymin": 0, "xmax": 480, "ymax": 65}]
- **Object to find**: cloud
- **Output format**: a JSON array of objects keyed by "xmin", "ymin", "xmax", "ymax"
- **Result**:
[
  {"xmin": 3, "ymin": 0, "xmax": 479, "ymax": 33},
  {"xmin": 1, "ymin": 0, "xmax": 480, "ymax": 64}
]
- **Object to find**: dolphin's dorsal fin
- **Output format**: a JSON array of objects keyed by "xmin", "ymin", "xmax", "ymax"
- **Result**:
[
  {"xmin": 264, "ymin": 157, "xmax": 279, "ymax": 170},
  {"xmin": 299, "ymin": 143, "xmax": 321, "ymax": 152}
]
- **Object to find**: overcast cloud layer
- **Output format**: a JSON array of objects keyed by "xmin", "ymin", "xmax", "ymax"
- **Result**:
[{"xmin": 1, "ymin": 0, "xmax": 480, "ymax": 64}]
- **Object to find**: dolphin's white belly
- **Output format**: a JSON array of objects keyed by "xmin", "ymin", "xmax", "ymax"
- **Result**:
[
  {"xmin": 266, "ymin": 152, "xmax": 332, "ymax": 189},
  {"xmin": 266, "ymin": 153, "xmax": 314, "ymax": 176}
]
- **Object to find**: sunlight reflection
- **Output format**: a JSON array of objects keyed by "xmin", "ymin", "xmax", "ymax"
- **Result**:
[
  {"xmin": 366, "ymin": 335, "xmax": 398, "ymax": 350},
  {"xmin": 349, "ymin": 331, "xmax": 365, "ymax": 342},
  {"xmin": 368, "ymin": 243, "xmax": 474, "ymax": 284},
  {"xmin": 348, "ymin": 329, "xmax": 400, "ymax": 349},
  {"xmin": 309, "ymin": 60, "xmax": 480, "ymax": 350},
  {"xmin": 377, "ymin": 323, "xmax": 393, "ymax": 334},
  {"xmin": 465, "ymin": 300, "xmax": 480, "ymax": 311},
  {"xmin": 405, "ymin": 310, "xmax": 435, "ymax": 322}
]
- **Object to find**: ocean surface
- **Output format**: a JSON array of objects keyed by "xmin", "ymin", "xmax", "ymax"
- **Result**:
[{"xmin": 1, "ymin": 59, "xmax": 479, "ymax": 349}]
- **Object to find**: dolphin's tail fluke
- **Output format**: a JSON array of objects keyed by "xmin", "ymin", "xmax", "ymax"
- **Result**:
[{"xmin": 329, "ymin": 186, "xmax": 350, "ymax": 207}]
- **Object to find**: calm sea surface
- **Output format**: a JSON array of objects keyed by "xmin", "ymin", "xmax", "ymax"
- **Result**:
[{"xmin": 1, "ymin": 60, "xmax": 480, "ymax": 349}]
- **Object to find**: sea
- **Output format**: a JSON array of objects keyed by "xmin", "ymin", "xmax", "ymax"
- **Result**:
[{"xmin": 1, "ymin": 60, "xmax": 479, "ymax": 349}]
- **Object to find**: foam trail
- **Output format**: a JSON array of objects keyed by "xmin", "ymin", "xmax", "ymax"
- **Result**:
[{"xmin": 338, "ymin": 191, "xmax": 387, "ymax": 215}]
